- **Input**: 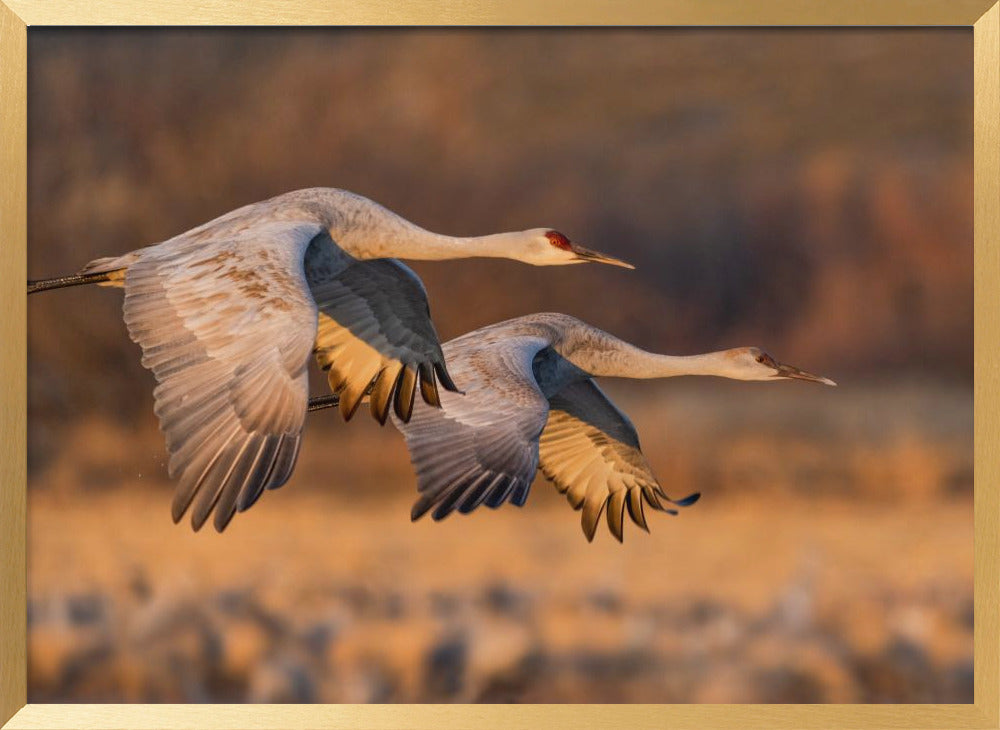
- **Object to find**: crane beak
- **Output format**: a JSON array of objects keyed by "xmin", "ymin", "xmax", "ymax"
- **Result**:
[
  {"xmin": 570, "ymin": 245, "xmax": 635, "ymax": 269},
  {"xmin": 773, "ymin": 362, "xmax": 837, "ymax": 386}
]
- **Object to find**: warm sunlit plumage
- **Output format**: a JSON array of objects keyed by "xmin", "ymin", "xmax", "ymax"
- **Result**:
[
  {"xmin": 385, "ymin": 313, "xmax": 835, "ymax": 541},
  {"xmin": 27, "ymin": 189, "xmax": 631, "ymax": 532}
]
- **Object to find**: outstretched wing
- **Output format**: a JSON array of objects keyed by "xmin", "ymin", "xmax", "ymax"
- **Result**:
[
  {"xmin": 122, "ymin": 220, "xmax": 323, "ymax": 532},
  {"xmin": 308, "ymin": 253, "xmax": 456, "ymax": 424},
  {"xmin": 539, "ymin": 379, "xmax": 699, "ymax": 542},
  {"xmin": 392, "ymin": 332, "xmax": 552, "ymax": 521}
]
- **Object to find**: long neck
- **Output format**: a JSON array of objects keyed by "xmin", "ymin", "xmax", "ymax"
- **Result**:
[
  {"xmin": 559, "ymin": 328, "xmax": 737, "ymax": 380},
  {"xmin": 620, "ymin": 350, "xmax": 737, "ymax": 379},
  {"xmin": 368, "ymin": 230, "xmax": 531, "ymax": 261},
  {"xmin": 327, "ymin": 194, "xmax": 530, "ymax": 261}
]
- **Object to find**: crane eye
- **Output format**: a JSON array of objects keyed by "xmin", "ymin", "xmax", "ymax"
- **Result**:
[
  {"xmin": 545, "ymin": 230, "xmax": 573, "ymax": 251},
  {"xmin": 755, "ymin": 354, "xmax": 765, "ymax": 364}
]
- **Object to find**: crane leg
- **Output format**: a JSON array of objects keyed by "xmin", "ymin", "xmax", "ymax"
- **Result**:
[
  {"xmin": 307, "ymin": 394, "xmax": 341, "ymax": 412},
  {"xmin": 28, "ymin": 271, "xmax": 114, "ymax": 294}
]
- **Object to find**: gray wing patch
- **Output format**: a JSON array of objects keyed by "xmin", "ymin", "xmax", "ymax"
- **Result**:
[{"xmin": 308, "ymin": 252, "xmax": 455, "ymax": 425}]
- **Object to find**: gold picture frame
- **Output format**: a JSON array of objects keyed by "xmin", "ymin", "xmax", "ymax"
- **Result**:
[{"xmin": 2, "ymin": 1, "xmax": 997, "ymax": 727}]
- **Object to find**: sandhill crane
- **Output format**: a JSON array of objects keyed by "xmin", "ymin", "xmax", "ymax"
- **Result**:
[
  {"xmin": 27, "ymin": 189, "xmax": 632, "ymax": 532},
  {"xmin": 327, "ymin": 312, "xmax": 834, "ymax": 542}
]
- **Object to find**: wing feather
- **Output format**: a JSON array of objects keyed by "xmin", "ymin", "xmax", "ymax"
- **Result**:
[
  {"xmin": 122, "ymin": 220, "xmax": 320, "ymax": 531},
  {"xmin": 369, "ymin": 363, "xmax": 403, "ymax": 425},
  {"xmin": 394, "ymin": 364, "xmax": 419, "ymax": 422},
  {"xmin": 393, "ymin": 332, "xmax": 552, "ymax": 522},
  {"xmin": 309, "ymin": 255, "xmax": 454, "ymax": 424},
  {"xmin": 539, "ymin": 379, "xmax": 699, "ymax": 542}
]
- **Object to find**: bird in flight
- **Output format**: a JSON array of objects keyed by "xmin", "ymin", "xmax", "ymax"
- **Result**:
[
  {"xmin": 28, "ymin": 189, "xmax": 632, "ymax": 532},
  {"xmin": 342, "ymin": 312, "xmax": 833, "ymax": 542}
]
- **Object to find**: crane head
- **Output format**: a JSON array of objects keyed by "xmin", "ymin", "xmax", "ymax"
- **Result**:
[
  {"xmin": 516, "ymin": 229, "xmax": 634, "ymax": 268},
  {"xmin": 727, "ymin": 347, "xmax": 837, "ymax": 386}
]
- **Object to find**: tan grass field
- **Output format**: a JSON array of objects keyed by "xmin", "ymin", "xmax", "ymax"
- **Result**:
[{"xmin": 27, "ymin": 381, "xmax": 973, "ymax": 703}]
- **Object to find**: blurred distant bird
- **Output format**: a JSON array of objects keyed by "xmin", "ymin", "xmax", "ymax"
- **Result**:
[
  {"xmin": 312, "ymin": 313, "xmax": 835, "ymax": 542},
  {"xmin": 27, "ymin": 188, "xmax": 632, "ymax": 532}
]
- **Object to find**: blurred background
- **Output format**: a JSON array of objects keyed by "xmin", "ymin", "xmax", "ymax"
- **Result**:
[{"xmin": 26, "ymin": 29, "xmax": 972, "ymax": 703}]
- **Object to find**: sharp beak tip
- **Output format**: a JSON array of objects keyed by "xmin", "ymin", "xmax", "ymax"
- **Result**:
[
  {"xmin": 802, "ymin": 373, "xmax": 837, "ymax": 387},
  {"xmin": 776, "ymin": 365, "xmax": 837, "ymax": 387},
  {"xmin": 593, "ymin": 256, "xmax": 636, "ymax": 270},
  {"xmin": 605, "ymin": 260, "xmax": 636, "ymax": 270},
  {"xmin": 572, "ymin": 246, "xmax": 636, "ymax": 270}
]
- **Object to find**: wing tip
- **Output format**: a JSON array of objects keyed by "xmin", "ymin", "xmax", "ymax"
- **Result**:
[
  {"xmin": 393, "ymin": 364, "xmax": 418, "ymax": 422},
  {"xmin": 369, "ymin": 364, "xmax": 402, "ymax": 426},
  {"xmin": 434, "ymin": 361, "xmax": 460, "ymax": 394},
  {"xmin": 581, "ymin": 501, "xmax": 605, "ymax": 543},
  {"xmin": 418, "ymin": 363, "xmax": 441, "ymax": 408},
  {"xmin": 371, "ymin": 397, "xmax": 391, "ymax": 426},
  {"xmin": 671, "ymin": 491, "xmax": 701, "ymax": 507},
  {"xmin": 410, "ymin": 499, "xmax": 431, "ymax": 521}
]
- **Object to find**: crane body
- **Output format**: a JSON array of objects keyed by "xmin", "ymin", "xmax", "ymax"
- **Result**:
[
  {"xmin": 28, "ymin": 189, "xmax": 631, "ymax": 532},
  {"xmin": 381, "ymin": 313, "xmax": 835, "ymax": 542}
]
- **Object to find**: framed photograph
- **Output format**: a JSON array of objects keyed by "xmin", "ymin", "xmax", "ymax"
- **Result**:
[{"xmin": 2, "ymin": 1, "xmax": 998, "ymax": 728}]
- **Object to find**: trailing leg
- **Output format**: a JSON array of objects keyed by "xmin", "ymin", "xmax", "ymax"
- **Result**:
[{"xmin": 28, "ymin": 270, "xmax": 116, "ymax": 294}]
